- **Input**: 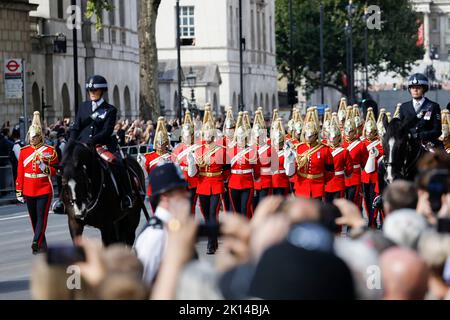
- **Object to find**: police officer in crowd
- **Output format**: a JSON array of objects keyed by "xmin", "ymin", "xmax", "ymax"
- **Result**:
[
  {"xmin": 399, "ymin": 73, "xmax": 443, "ymax": 149},
  {"xmin": 134, "ymin": 162, "xmax": 190, "ymax": 285}
]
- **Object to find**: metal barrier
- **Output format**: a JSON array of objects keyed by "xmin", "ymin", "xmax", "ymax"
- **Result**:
[
  {"xmin": 0, "ymin": 156, "xmax": 15, "ymax": 194},
  {"xmin": 120, "ymin": 144, "xmax": 149, "ymax": 158}
]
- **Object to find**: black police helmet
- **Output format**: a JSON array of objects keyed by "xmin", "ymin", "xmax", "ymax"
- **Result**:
[
  {"xmin": 408, "ymin": 73, "xmax": 429, "ymax": 93},
  {"xmin": 149, "ymin": 162, "xmax": 188, "ymax": 196},
  {"xmin": 86, "ymin": 75, "xmax": 108, "ymax": 92}
]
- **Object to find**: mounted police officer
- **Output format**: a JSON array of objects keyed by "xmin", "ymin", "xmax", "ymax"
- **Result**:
[
  {"xmin": 399, "ymin": 73, "xmax": 443, "ymax": 149},
  {"xmin": 53, "ymin": 75, "xmax": 133, "ymax": 214}
]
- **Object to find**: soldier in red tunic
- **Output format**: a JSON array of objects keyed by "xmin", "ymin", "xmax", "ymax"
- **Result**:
[
  {"xmin": 187, "ymin": 106, "xmax": 229, "ymax": 254},
  {"xmin": 285, "ymin": 110, "xmax": 334, "ymax": 200},
  {"xmin": 362, "ymin": 107, "xmax": 384, "ymax": 227},
  {"xmin": 342, "ymin": 107, "xmax": 369, "ymax": 209},
  {"xmin": 271, "ymin": 118, "xmax": 291, "ymax": 196},
  {"xmin": 143, "ymin": 117, "xmax": 172, "ymax": 212},
  {"xmin": 221, "ymin": 107, "xmax": 236, "ymax": 211},
  {"xmin": 252, "ymin": 109, "xmax": 272, "ymax": 206},
  {"xmin": 325, "ymin": 112, "xmax": 353, "ymax": 203},
  {"xmin": 16, "ymin": 112, "xmax": 58, "ymax": 254},
  {"xmin": 172, "ymin": 111, "xmax": 200, "ymax": 214},
  {"xmin": 227, "ymin": 111, "xmax": 261, "ymax": 218}
]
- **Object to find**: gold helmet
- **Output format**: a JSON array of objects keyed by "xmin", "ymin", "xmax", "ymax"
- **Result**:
[
  {"xmin": 181, "ymin": 110, "xmax": 194, "ymax": 144},
  {"xmin": 287, "ymin": 107, "xmax": 299, "ymax": 135},
  {"xmin": 251, "ymin": 110, "xmax": 267, "ymax": 145},
  {"xmin": 270, "ymin": 108, "xmax": 280, "ymax": 140},
  {"xmin": 302, "ymin": 108, "xmax": 320, "ymax": 143},
  {"xmin": 377, "ymin": 108, "xmax": 387, "ymax": 138},
  {"xmin": 223, "ymin": 106, "xmax": 236, "ymax": 130},
  {"xmin": 353, "ymin": 105, "xmax": 363, "ymax": 133},
  {"xmin": 363, "ymin": 107, "xmax": 378, "ymax": 141},
  {"xmin": 153, "ymin": 116, "xmax": 169, "ymax": 152},
  {"xmin": 293, "ymin": 109, "xmax": 304, "ymax": 140},
  {"xmin": 386, "ymin": 112, "xmax": 392, "ymax": 123},
  {"xmin": 235, "ymin": 111, "xmax": 250, "ymax": 147},
  {"xmin": 322, "ymin": 108, "xmax": 332, "ymax": 141},
  {"xmin": 440, "ymin": 109, "xmax": 450, "ymax": 142},
  {"xmin": 243, "ymin": 111, "xmax": 252, "ymax": 132},
  {"xmin": 201, "ymin": 105, "xmax": 216, "ymax": 141},
  {"xmin": 27, "ymin": 111, "xmax": 44, "ymax": 144},
  {"xmin": 328, "ymin": 112, "xmax": 342, "ymax": 147},
  {"xmin": 272, "ymin": 117, "xmax": 286, "ymax": 149},
  {"xmin": 393, "ymin": 103, "xmax": 401, "ymax": 119},
  {"xmin": 344, "ymin": 106, "xmax": 357, "ymax": 140},
  {"xmin": 337, "ymin": 97, "xmax": 348, "ymax": 127}
]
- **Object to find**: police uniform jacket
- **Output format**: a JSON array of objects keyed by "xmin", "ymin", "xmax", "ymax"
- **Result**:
[
  {"xmin": 399, "ymin": 97, "xmax": 442, "ymax": 146},
  {"xmin": 70, "ymin": 99, "xmax": 118, "ymax": 151}
]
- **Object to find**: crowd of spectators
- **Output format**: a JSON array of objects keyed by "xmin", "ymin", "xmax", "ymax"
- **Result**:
[{"xmin": 28, "ymin": 150, "xmax": 450, "ymax": 300}]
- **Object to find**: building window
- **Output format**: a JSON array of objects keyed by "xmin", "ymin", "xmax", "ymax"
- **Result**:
[
  {"xmin": 109, "ymin": 1, "xmax": 116, "ymax": 26},
  {"xmin": 121, "ymin": 30, "xmax": 126, "ymax": 46},
  {"xmin": 57, "ymin": 0, "xmax": 64, "ymax": 19},
  {"xmin": 269, "ymin": 16, "xmax": 273, "ymax": 53},
  {"xmin": 119, "ymin": 0, "xmax": 125, "ymax": 28},
  {"xmin": 111, "ymin": 29, "xmax": 117, "ymax": 44},
  {"xmin": 179, "ymin": 6, "xmax": 195, "ymax": 46},
  {"xmin": 431, "ymin": 17, "xmax": 438, "ymax": 32}
]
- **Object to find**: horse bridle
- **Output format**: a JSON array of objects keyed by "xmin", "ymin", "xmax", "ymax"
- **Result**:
[{"xmin": 64, "ymin": 141, "xmax": 105, "ymax": 214}]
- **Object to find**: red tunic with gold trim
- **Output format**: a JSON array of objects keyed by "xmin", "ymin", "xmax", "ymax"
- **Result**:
[
  {"xmin": 361, "ymin": 139, "xmax": 384, "ymax": 185},
  {"xmin": 325, "ymin": 146, "xmax": 353, "ymax": 193},
  {"xmin": 342, "ymin": 139, "xmax": 369, "ymax": 187},
  {"xmin": 227, "ymin": 145, "xmax": 261, "ymax": 190},
  {"xmin": 172, "ymin": 143, "xmax": 200, "ymax": 190},
  {"xmin": 254, "ymin": 141, "xmax": 272, "ymax": 190},
  {"xmin": 144, "ymin": 151, "xmax": 172, "ymax": 197},
  {"xmin": 291, "ymin": 143, "xmax": 334, "ymax": 198},
  {"xmin": 272, "ymin": 148, "xmax": 290, "ymax": 188},
  {"xmin": 16, "ymin": 144, "xmax": 58, "ymax": 197},
  {"xmin": 194, "ymin": 141, "xmax": 229, "ymax": 195}
]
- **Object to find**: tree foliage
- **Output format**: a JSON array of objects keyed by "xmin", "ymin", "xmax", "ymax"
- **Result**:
[
  {"xmin": 85, "ymin": 0, "xmax": 114, "ymax": 31},
  {"xmin": 275, "ymin": 0, "xmax": 425, "ymax": 97}
]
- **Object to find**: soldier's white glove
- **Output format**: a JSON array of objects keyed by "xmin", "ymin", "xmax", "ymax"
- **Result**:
[
  {"xmin": 284, "ymin": 151, "xmax": 296, "ymax": 177},
  {"xmin": 284, "ymin": 148, "xmax": 294, "ymax": 161},
  {"xmin": 369, "ymin": 147, "xmax": 379, "ymax": 158},
  {"xmin": 17, "ymin": 197, "xmax": 25, "ymax": 203}
]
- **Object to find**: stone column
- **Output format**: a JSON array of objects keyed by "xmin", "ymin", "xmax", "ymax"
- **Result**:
[{"xmin": 424, "ymin": 10, "xmax": 431, "ymax": 62}]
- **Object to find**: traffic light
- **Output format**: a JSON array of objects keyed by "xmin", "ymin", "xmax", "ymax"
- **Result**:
[{"xmin": 287, "ymin": 83, "xmax": 298, "ymax": 105}]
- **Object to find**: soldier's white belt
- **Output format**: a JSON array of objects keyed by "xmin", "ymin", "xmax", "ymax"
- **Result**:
[
  {"xmin": 273, "ymin": 170, "xmax": 286, "ymax": 174},
  {"xmin": 335, "ymin": 170, "xmax": 345, "ymax": 176},
  {"xmin": 261, "ymin": 167, "xmax": 272, "ymax": 175},
  {"xmin": 25, "ymin": 173, "xmax": 47, "ymax": 178},
  {"xmin": 231, "ymin": 169, "xmax": 253, "ymax": 174},
  {"xmin": 353, "ymin": 165, "xmax": 361, "ymax": 169}
]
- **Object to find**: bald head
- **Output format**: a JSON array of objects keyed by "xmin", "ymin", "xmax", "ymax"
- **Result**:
[
  {"xmin": 285, "ymin": 198, "xmax": 321, "ymax": 224},
  {"xmin": 380, "ymin": 247, "xmax": 429, "ymax": 300}
]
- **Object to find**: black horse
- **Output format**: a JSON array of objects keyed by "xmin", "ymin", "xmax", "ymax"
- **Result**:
[
  {"xmin": 380, "ymin": 117, "xmax": 426, "ymax": 188},
  {"xmin": 61, "ymin": 142, "xmax": 146, "ymax": 245}
]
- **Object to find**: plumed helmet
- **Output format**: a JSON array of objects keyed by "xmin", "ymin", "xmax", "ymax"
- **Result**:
[
  {"xmin": 223, "ymin": 106, "xmax": 236, "ymax": 130},
  {"xmin": 337, "ymin": 97, "xmax": 348, "ymax": 127},
  {"xmin": 363, "ymin": 107, "xmax": 378, "ymax": 140},
  {"xmin": 86, "ymin": 75, "xmax": 108, "ymax": 91},
  {"xmin": 153, "ymin": 117, "xmax": 169, "ymax": 148},
  {"xmin": 27, "ymin": 111, "xmax": 44, "ymax": 142}
]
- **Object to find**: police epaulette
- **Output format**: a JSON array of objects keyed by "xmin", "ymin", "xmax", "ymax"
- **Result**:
[{"xmin": 141, "ymin": 216, "xmax": 164, "ymax": 232}]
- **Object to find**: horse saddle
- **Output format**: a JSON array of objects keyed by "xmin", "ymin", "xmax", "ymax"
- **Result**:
[{"xmin": 96, "ymin": 145, "xmax": 117, "ymax": 164}]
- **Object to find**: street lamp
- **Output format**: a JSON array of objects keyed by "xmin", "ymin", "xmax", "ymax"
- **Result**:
[{"xmin": 186, "ymin": 67, "xmax": 197, "ymax": 113}]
